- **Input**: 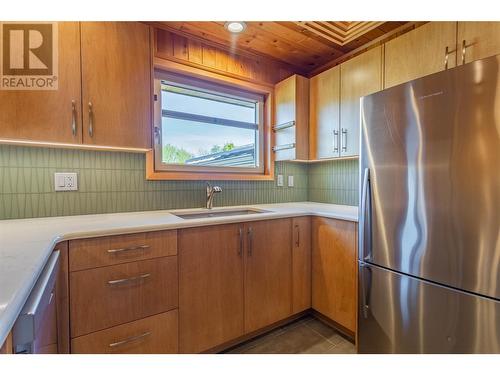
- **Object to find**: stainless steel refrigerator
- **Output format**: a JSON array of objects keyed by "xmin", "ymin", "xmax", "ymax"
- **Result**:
[{"xmin": 358, "ymin": 54, "xmax": 500, "ymax": 353}]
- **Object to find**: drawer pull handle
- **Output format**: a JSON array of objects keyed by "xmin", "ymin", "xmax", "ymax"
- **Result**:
[
  {"xmin": 109, "ymin": 331, "xmax": 151, "ymax": 348},
  {"xmin": 107, "ymin": 245, "xmax": 150, "ymax": 254},
  {"xmin": 107, "ymin": 273, "xmax": 151, "ymax": 286}
]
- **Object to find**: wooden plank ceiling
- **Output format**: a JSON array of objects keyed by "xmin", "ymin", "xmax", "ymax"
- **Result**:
[{"xmin": 154, "ymin": 21, "xmax": 407, "ymax": 75}]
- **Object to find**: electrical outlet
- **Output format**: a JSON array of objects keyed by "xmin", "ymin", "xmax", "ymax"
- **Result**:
[
  {"xmin": 54, "ymin": 173, "xmax": 78, "ymax": 191},
  {"xmin": 277, "ymin": 174, "xmax": 284, "ymax": 187},
  {"xmin": 288, "ymin": 175, "xmax": 294, "ymax": 187}
]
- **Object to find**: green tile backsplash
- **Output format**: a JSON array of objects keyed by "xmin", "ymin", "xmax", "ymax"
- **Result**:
[
  {"xmin": 308, "ymin": 158, "xmax": 359, "ymax": 206},
  {"xmin": 0, "ymin": 145, "xmax": 358, "ymax": 220},
  {"xmin": 0, "ymin": 145, "xmax": 309, "ymax": 220}
]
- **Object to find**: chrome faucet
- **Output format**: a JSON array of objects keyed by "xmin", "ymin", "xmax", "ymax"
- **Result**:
[{"xmin": 206, "ymin": 182, "xmax": 222, "ymax": 209}]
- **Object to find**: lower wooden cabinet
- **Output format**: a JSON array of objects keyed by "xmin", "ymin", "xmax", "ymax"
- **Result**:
[
  {"xmin": 292, "ymin": 217, "xmax": 311, "ymax": 313},
  {"xmin": 312, "ymin": 217, "xmax": 357, "ymax": 333},
  {"xmin": 71, "ymin": 310, "xmax": 178, "ymax": 354},
  {"xmin": 70, "ymin": 256, "xmax": 178, "ymax": 337},
  {"xmin": 244, "ymin": 219, "xmax": 292, "ymax": 333},
  {"xmin": 178, "ymin": 224, "xmax": 244, "ymax": 354},
  {"xmin": 178, "ymin": 218, "xmax": 294, "ymax": 352},
  {"xmin": 0, "ymin": 333, "xmax": 13, "ymax": 354},
  {"xmin": 64, "ymin": 216, "xmax": 358, "ymax": 354}
]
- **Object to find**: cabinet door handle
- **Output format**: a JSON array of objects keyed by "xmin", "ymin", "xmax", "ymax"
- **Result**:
[
  {"xmin": 238, "ymin": 227, "xmax": 243, "ymax": 256},
  {"xmin": 107, "ymin": 273, "xmax": 151, "ymax": 286},
  {"xmin": 71, "ymin": 100, "xmax": 77, "ymax": 136},
  {"xmin": 294, "ymin": 224, "xmax": 300, "ymax": 247},
  {"xmin": 341, "ymin": 128, "xmax": 347, "ymax": 152},
  {"xmin": 109, "ymin": 331, "xmax": 151, "ymax": 348},
  {"xmin": 444, "ymin": 45, "xmax": 456, "ymax": 69},
  {"xmin": 88, "ymin": 101, "xmax": 94, "ymax": 138},
  {"xmin": 461, "ymin": 39, "xmax": 467, "ymax": 65},
  {"xmin": 247, "ymin": 227, "xmax": 253, "ymax": 256},
  {"xmin": 333, "ymin": 129, "xmax": 339, "ymax": 152},
  {"xmin": 107, "ymin": 245, "xmax": 150, "ymax": 254}
]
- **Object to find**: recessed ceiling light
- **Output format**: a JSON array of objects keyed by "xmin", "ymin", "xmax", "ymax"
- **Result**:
[{"xmin": 224, "ymin": 21, "xmax": 247, "ymax": 34}]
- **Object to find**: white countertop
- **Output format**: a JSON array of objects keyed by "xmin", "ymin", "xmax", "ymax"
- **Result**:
[{"xmin": 0, "ymin": 202, "xmax": 357, "ymax": 346}]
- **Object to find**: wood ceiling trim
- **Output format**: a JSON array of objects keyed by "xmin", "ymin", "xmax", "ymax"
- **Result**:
[
  {"xmin": 294, "ymin": 21, "xmax": 385, "ymax": 46},
  {"xmin": 149, "ymin": 22, "xmax": 308, "ymax": 76}
]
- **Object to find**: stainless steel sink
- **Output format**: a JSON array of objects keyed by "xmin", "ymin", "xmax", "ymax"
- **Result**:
[{"xmin": 174, "ymin": 208, "xmax": 267, "ymax": 220}]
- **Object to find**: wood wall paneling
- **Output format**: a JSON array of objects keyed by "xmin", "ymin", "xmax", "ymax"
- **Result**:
[
  {"xmin": 154, "ymin": 22, "xmax": 407, "ymax": 75},
  {"xmin": 154, "ymin": 28, "xmax": 297, "ymax": 85}
]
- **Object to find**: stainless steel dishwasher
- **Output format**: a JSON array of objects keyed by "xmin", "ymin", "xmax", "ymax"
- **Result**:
[{"xmin": 12, "ymin": 251, "xmax": 60, "ymax": 354}]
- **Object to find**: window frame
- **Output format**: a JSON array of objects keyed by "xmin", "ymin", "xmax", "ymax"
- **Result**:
[{"xmin": 149, "ymin": 69, "xmax": 273, "ymax": 180}]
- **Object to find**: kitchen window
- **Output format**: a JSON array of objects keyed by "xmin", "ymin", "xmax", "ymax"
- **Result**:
[{"xmin": 153, "ymin": 72, "xmax": 266, "ymax": 176}]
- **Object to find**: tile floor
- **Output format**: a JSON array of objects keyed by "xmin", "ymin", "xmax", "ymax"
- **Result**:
[{"xmin": 224, "ymin": 315, "xmax": 356, "ymax": 354}]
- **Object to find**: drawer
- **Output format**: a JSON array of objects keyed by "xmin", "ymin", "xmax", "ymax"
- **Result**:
[
  {"xmin": 70, "ymin": 256, "xmax": 178, "ymax": 337},
  {"xmin": 71, "ymin": 310, "xmax": 178, "ymax": 354},
  {"xmin": 69, "ymin": 230, "xmax": 177, "ymax": 271}
]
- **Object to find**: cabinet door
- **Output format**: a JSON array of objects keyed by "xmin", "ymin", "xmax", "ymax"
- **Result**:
[
  {"xmin": 244, "ymin": 219, "xmax": 292, "ymax": 332},
  {"xmin": 81, "ymin": 22, "xmax": 151, "ymax": 149},
  {"xmin": 179, "ymin": 224, "xmax": 244, "ymax": 353},
  {"xmin": 385, "ymin": 22, "xmax": 457, "ymax": 89},
  {"xmin": 0, "ymin": 22, "xmax": 81, "ymax": 144},
  {"xmin": 292, "ymin": 217, "xmax": 311, "ymax": 314},
  {"xmin": 274, "ymin": 75, "xmax": 309, "ymax": 161},
  {"xmin": 340, "ymin": 46, "xmax": 382, "ymax": 157},
  {"xmin": 312, "ymin": 217, "xmax": 357, "ymax": 333},
  {"xmin": 309, "ymin": 66, "xmax": 340, "ymax": 159},
  {"xmin": 458, "ymin": 22, "xmax": 500, "ymax": 65}
]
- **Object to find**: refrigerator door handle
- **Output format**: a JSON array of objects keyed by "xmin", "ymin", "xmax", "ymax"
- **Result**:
[
  {"xmin": 359, "ymin": 167, "xmax": 372, "ymax": 261},
  {"xmin": 360, "ymin": 262, "xmax": 372, "ymax": 319}
]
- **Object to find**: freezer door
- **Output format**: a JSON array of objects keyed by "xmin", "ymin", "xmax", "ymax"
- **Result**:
[
  {"xmin": 359, "ymin": 54, "xmax": 500, "ymax": 299},
  {"xmin": 358, "ymin": 262, "xmax": 500, "ymax": 353}
]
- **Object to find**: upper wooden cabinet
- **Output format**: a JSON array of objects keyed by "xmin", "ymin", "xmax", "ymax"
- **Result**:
[
  {"xmin": 309, "ymin": 66, "xmax": 341, "ymax": 159},
  {"xmin": 384, "ymin": 22, "xmax": 457, "ymax": 89},
  {"xmin": 244, "ymin": 219, "xmax": 292, "ymax": 333},
  {"xmin": 340, "ymin": 45, "xmax": 383, "ymax": 157},
  {"xmin": 0, "ymin": 22, "xmax": 82, "ymax": 144},
  {"xmin": 312, "ymin": 217, "xmax": 357, "ymax": 334},
  {"xmin": 273, "ymin": 74, "xmax": 309, "ymax": 161},
  {"xmin": 81, "ymin": 22, "xmax": 152, "ymax": 149},
  {"xmin": 0, "ymin": 22, "xmax": 152, "ymax": 150},
  {"xmin": 178, "ymin": 224, "xmax": 244, "ymax": 354},
  {"xmin": 458, "ymin": 22, "xmax": 500, "ymax": 65}
]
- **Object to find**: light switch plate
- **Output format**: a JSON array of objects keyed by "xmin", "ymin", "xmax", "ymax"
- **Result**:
[
  {"xmin": 277, "ymin": 174, "xmax": 284, "ymax": 187},
  {"xmin": 54, "ymin": 173, "xmax": 78, "ymax": 191},
  {"xmin": 288, "ymin": 175, "xmax": 294, "ymax": 187}
]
